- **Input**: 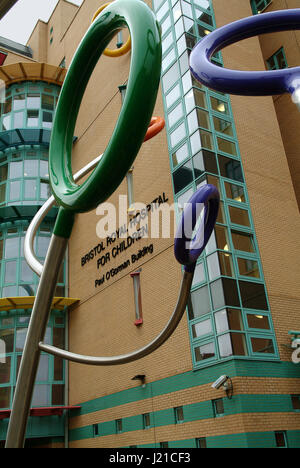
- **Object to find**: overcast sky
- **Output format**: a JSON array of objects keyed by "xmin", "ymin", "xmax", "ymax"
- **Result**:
[{"xmin": 0, "ymin": 0, "xmax": 83, "ymax": 45}]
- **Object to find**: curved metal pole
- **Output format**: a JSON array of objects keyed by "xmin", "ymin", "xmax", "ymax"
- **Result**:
[{"xmin": 39, "ymin": 270, "xmax": 193, "ymax": 365}]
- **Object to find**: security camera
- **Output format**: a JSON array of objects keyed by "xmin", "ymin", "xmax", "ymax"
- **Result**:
[{"xmin": 211, "ymin": 375, "xmax": 228, "ymax": 390}]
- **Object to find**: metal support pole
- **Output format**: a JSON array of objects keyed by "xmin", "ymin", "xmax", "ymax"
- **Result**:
[{"xmin": 5, "ymin": 234, "xmax": 68, "ymax": 448}]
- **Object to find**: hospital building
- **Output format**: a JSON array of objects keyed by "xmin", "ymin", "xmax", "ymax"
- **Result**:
[{"xmin": 0, "ymin": 0, "xmax": 299, "ymax": 448}]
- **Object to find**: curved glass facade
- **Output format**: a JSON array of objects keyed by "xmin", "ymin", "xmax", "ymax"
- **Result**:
[{"xmin": 0, "ymin": 80, "xmax": 66, "ymax": 412}]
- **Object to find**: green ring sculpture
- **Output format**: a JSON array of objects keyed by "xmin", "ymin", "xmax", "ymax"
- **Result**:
[{"xmin": 49, "ymin": 0, "xmax": 162, "ymax": 237}]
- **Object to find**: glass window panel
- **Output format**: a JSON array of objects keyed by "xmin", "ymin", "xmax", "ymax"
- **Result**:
[
  {"xmin": 15, "ymin": 328, "xmax": 27, "ymax": 351},
  {"xmin": 215, "ymin": 225, "xmax": 229, "ymax": 251},
  {"xmin": 36, "ymin": 354, "xmax": 49, "ymax": 381},
  {"xmin": 185, "ymin": 89, "xmax": 195, "ymax": 114},
  {"xmin": 4, "ymin": 97, "xmax": 11, "ymax": 114},
  {"xmin": 162, "ymin": 62, "xmax": 180, "ymax": 93},
  {"xmin": 247, "ymin": 314, "xmax": 270, "ymax": 330},
  {"xmin": 40, "ymin": 182, "xmax": 50, "ymax": 199},
  {"xmin": 275, "ymin": 431, "xmax": 287, "ymax": 448},
  {"xmin": 0, "ymin": 355, "xmax": 11, "ymax": 384},
  {"xmin": 210, "ymin": 96, "xmax": 229, "ymax": 114},
  {"xmin": 173, "ymin": 160, "xmax": 193, "ymax": 193},
  {"xmin": 192, "ymin": 262, "xmax": 205, "ymax": 287},
  {"xmin": 181, "ymin": 1, "xmax": 192, "ymax": 17},
  {"xmin": 41, "ymin": 94, "xmax": 54, "ymax": 110},
  {"xmin": 166, "ymin": 84, "xmax": 181, "ymax": 108},
  {"xmin": 251, "ymin": 337, "xmax": 274, "ymax": 354},
  {"xmin": 213, "ymin": 398, "xmax": 224, "ymax": 416},
  {"xmin": 182, "ymin": 70, "xmax": 192, "ymax": 94},
  {"xmin": 196, "ymin": 9, "xmax": 213, "ymax": 26},
  {"xmin": 31, "ymin": 384, "xmax": 50, "ymax": 406},
  {"xmin": 40, "ymin": 160, "xmax": 49, "ymax": 178},
  {"xmin": 215, "ymin": 308, "xmax": 243, "ymax": 333},
  {"xmin": 176, "ymin": 187, "xmax": 194, "ymax": 214},
  {"xmin": 239, "ymin": 281, "xmax": 268, "ymax": 310},
  {"xmin": 192, "ymin": 318, "xmax": 212, "ymax": 338},
  {"xmin": 200, "ymin": 129, "xmax": 214, "ymax": 150},
  {"xmin": 0, "ymin": 183, "xmax": 6, "ymax": 203},
  {"xmin": 54, "ymin": 357, "xmax": 64, "ymax": 381},
  {"xmin": 225, "ymin": 182, "xmax": 245, "ymax": 203},
  {"xmin": 179, "ymin": 51, "xmax": 189, "ymax": 74},
  {"xmin": 0, "ymin": 164, "xmax": 8, "ymax": 181},
  {"xmin": 291, "ymin": 395, "xmax": 300, "ymax": 410},
  {"xmin": 168, "ymin": 101, "xmax": 184, "ymax": 128},
  {"xmin": 13, "ymin": 94, "xmax": 25, "ymax": 111},
  {"xmin": 161, "ymin": 15, "xmax": 171, "ymax": 36},
  {"xmin": 213, "ymin": 116, "xmax": 233, "ymax": 136},
  {"xmin": 162, "ymin": 31, "xmax": 174, "ymax": 54},
  {"xmin": 4, "ymin": 261, "xmax": 16, "ymax": 283},
  {"xmin": 195, "ymin": 341, "xmax": 215, "ymax": 361},
  {"xmin": 194, "ymin": 88, "xmax": 207, "ymax": 109},
  {"xmin": 232, "ymin": 231, "xmax": 255, "ymax": 253},
  {"xmin": 9, "ymin": 161, "xmax": 22, "ymax": 179},
  {"xmin": 13, "ymin": 111, "xmax": 24, "ymax": 128},
  {"xmin": 229, "ymin": 206, "xmax": 250, "ymax": 227},
  {"xmin": 21, "ymin": 260, "xmax": 34, "ymax": 282},
  {"xmin": 218, "ymin": 332, "xmax": 248, "ymax": 357},
  {"xmin": 210, "ymin": 278, "xmax": 240, "ymax": 309},
  {"xmin": 37, "ymin": 236, "xmax": 50, "ymax": 257},
  {"xmin": 197, "ymin": 109, "xmax": 210, "ymax": 130},
  {"xmin": 162, "ymin": 48, "xmax": 176, "ymax": 72},
  {"xmin": 170, "ymin": 122, "xmax": 186, "ymax": 147},
  {"xmin": 24, "ymin": 179, "xmax": 37, "ymax": 199},
  {"xmin": 217, "ymin": 137, "xmax": 237, "ymax": 156},
  {"xmin": 27, "ymin": 110, "xmax": 39, "ymax": 127},
  {"xmin": 194, "ymin": 0, "xmax": 210, "ymax": 9},
  {"xmin": 2, "ymin": 114, "xmax": 11, "ymax": 130},
  {"xmin": 0, "ymin": 328, "xmax": 14, "ymax": 353},
  {"xmin": 5, "ymin": 237, "xmax": 19, "ymax": 259},
  {"xmin": 172, "ymin": 142, "xmax": 189, "ymax": 167},
  {"xmin": 24, "ymin": 159, "xmax": 38, "ymax": 177},
  {"xmin": 156, "ymin": 1, "xmax": 169, "ymax": 21},
  {"xmin": 53, "ymin": 328, "xmax": 64, "ymax": 348},
  {"xmin": 189, "ymin": 285, "xmax": 211, "ymax": 319},
  {"xmin": 237, "ymin": 257, "xmax": 260, "ymax": 278},
  {"xmin": 208, "ymin": 251, "xmax": 234, "ymax": 280},
  {"xmin": 0, "ymin": 386, "xmax": 11, "ymax": 408},
  {"xmin": 27, "ymin": 93, "xmax": 40, "ymax": 109},
  {"xmin": 190, "ymin": 131, "xmax": 201, "ymax": 154}
]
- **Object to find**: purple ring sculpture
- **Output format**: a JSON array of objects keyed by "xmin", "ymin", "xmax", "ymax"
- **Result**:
[
  {"xmin": 174, "ymin": 184, "xmax": 220, "ymax": 272},
  {"xmin": 189, "ymin": 9, "xmax": 300, "ymax": 98}
]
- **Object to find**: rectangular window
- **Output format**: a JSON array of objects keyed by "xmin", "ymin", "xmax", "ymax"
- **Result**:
[
  {"xmin": 251, "ymin": 337, "xmax": 275, "ymax": 354},
  {"xmin": 291, "ymin": 395, "xmax": 300, "ymax": 410},
  {"xmin": 194, "ymin": 341, "xmax": 215, "ymax": 361},
  {"xmin": 174, "ymin": 406, "xmax": 184, "ymax": 423},
  {"xmin": 213, "ymin": 398, "xmax": 224, "ymax": 417},
  {"xmin": 267, "ymin": 47, "xmax": 288, "ymax": 70},
  {"xmin": 116, "ymin": 419, "xmax": 123, "ymax": 434},
  {"xmin": 131, "ymin": 272, "xmax": 143, "ymax": 325},
  {"xmin": 143, "ymin": 413, "xmax": 151, "ymax": 429},
  {"xmin": 196, "ymin": 437, "xmax": 207, "ymax": 448},
  {"xmin": 251, "ymin": 0, "xmax": 271, "ymax": 14},
  {"xmin": 27, "ymin": 110, "xmax": 39, "ymax": 127},
  {"xmin": 275, "ymin": 431, "xmax": 287, "ymax": 448},
  {"xmin": 93, "ymin": 424, "xmax": 99, "ymax": 437}
]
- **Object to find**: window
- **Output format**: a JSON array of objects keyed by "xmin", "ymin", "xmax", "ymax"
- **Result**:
[
  {"xmin": 267, "ymin": 48, "xmax": 288, "ymax": 70},
  {"xmin": 291, "ymin": 395, "xmax": 300, "ymax": 411},
  {"xmin": 275, "ymin": 431, "xmax": 288, "ymax": 448},
  {"xmin": 251, "ymin": 0, "xmax": 272, "ymax": 14},
  {"xmin": 174, "ymin": 406, "xmax": 184, "ymax": 423},
  {"xmin": 213, "ymin": 398, "xmax": 224, "ymax": 417},
  {"xmin": 160, "ymin": 442, "xmax": 169, "ymax": 448},
  {"xmin": 131, "ymin": 272, "xmax": 143, "ymax": 325},
  {"xmin": 93, "ymin": 424, "xmax": 99, "ymax": 437},
  {"xmin": 196, "ymin": 437, "xmax": 207, "ymax": 448},
  {"xmin": 0, "ymin": 313, "xmax": 65, "ymax": 408},
  {"xmin": 143, "ymin": 413, "xmax": 151, "ymax": 429},
  {"xmin": 116, "ymin": 419, "xmax": 123, "ymax": 434}
]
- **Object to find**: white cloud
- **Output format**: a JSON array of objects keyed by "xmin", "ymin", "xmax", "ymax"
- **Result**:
[{"xmin": 0, "ymin": 0, "xmax": 83, "ymax": 45}]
